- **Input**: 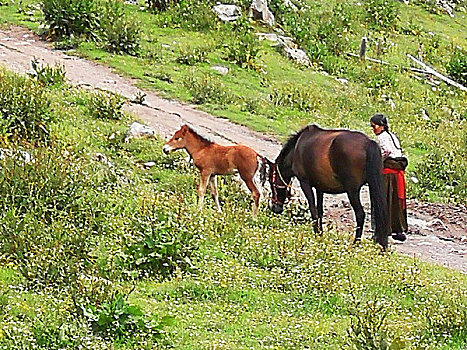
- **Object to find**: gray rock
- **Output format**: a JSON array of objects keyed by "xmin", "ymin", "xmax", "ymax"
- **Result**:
[
  {"xmin": 250, "ymin": 0, "xmax": 275, "ymax": 26},
  {"xmin": 212, "ymin": 4, "xmax": 241, "ymax": 22},
  {"xmin": 126, "ymin": 121, "xmax": 157, "ymax": 141}
]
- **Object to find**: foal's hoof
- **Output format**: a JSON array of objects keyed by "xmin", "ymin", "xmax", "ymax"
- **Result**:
[{"xmin": 391, "ymin": 232, "xmax": 407, "ymax": 242}]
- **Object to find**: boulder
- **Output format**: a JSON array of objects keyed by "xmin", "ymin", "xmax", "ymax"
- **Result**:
[
  {"xmin": 283, "ymin": 47, "xmax": 311, "ymax": 66},
  {"xmin": 212, "ymin": 4, "xmax": 241, "ymax": 22},
  {"xmin": 250, "ymin": 0, "xmax": 275, "ymax": 26},
  {"xmin": 126, "ymin": 121, "xmax": 157, "ymax": 142}
]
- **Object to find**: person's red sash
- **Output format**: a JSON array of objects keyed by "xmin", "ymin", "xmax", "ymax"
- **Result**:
[{"xmin": 382, "ymin": 168, "xmax": 406, "ymax": 208}]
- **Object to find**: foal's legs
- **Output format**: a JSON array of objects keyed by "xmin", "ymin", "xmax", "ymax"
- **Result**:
[
  {"xmin": 346, "ymin": 189, "xmax": 365, "ymax": 243},
  {"xmin": 197, "ymin": 172, "xmax": 211, "ymax": 210},
  {"xmin": 241, "ymin": 175, "xmax": 261, "ymax": 217},
  {"xmin": 299, "ymin": 180, "xmax": 320, "ymax": 233},
  {"xmin": 209, "ymin": 175, "xmax": 221, "ymax": 212}
]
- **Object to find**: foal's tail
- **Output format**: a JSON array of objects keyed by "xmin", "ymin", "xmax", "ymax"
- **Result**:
[{"xmin": 366, "ymin": 140, "xmax": 388, "ymax": 249}]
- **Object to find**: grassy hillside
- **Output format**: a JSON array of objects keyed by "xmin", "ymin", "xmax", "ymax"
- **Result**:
[
  {"xmin": 0, "ymin": 0, "xmax": 466, "ymax": 203},
  {"xmin": 0, "ymin": 61, "xmax": 466, "ymax": 349}
]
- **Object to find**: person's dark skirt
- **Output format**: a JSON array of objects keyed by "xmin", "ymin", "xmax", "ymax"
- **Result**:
[{"xmin": 383, "ymin": 172, "xmax": 408, "ymax": 236}]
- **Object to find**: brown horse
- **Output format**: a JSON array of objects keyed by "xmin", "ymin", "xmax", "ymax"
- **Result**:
[
  {"xmin": 163, "ymin": 125, "xmax": 267, "ymax": 216},
  {"xmin": 269, "ymin": 124, "xmax": 388, "ymax": 248}
]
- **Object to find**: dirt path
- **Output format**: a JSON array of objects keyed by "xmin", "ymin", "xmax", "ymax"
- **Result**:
[{"xmin": 1, "ymin": 26, "xmax": 465, "ymax": 274}]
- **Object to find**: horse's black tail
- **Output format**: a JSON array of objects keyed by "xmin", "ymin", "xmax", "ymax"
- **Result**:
[{"xmin": 366, "ymin": 140, "xmax": 388, "ymax": 249}]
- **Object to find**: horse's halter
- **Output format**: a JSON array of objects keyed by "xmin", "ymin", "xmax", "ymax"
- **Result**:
[{"xmin": 270, "ymin": 163, "xmax": 293, "ymax": 206}]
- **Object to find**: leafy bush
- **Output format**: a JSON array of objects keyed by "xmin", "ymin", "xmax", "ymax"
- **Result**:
[
  {"xmin": 183, "ymin": 73, "xmax": 234, "ymax": 105},
  {"xmin": 223, "ymin": 17, "xmax": 260, "ymax": 69},
  {"xmin": 364, "ymin": 0, "xmax": 400, "ymax": 30},
  {"xmin": 41, "ymin": 0, "xmax": 99, "ymax": 38},
  {"xmin": 88, "ymin": 91, "xmax": 126, "ymax": 120},
  {"xmin": 126, "ymin": 206, "xmax": 196, "ymax": 279},
  {"xmin": 0, "ymin": 69, "xmax": 53, "ymax": 142},
  {"xmin": 97, "ymin": 0, "xmax": 141, "ymax": 55},
  {"xmin": 154, "ymin": 0, "xmax": 218, "ymax": 31},
  {"xmin": 346, "ymin": 292, "xmax": 393, "ymax": 349},
  {"xmin": 28, "ymin": 59, "xmax": 66, "ymax": 87},
  {"xmin": 0, "ymin": 147, "xmax": 102, "ymax": 286},
  {"xmin": 82, "ymin": 293, "xmax": 173, "ymax": 341},
  {"xmin": 446, "ymin": 49, "xmax": 467, "ymax": 86},
  {"xmin": 145, "ymin": 0, "xmax": 178, "ymax": 12},
  {"xmin": 42, "ymin": 0, "xmax": 141, "ymax": 55},
  {"xmin": 176, "ymin": 46, "xmax": 209, "ymax": 65},
  {"xmin": 364, "ymin": 66, "xmax": 399, "ymax": 94},
  {"xmin": 269, "ymin": 82, "xmax": 318, "ymax": 112},
  {"xmin": 274, "ymin": 3, "xmax": 353, "ymax": 64},
  {"xmin": 413, "ymin": 143, "xmax": 466, "ymax": 203}
]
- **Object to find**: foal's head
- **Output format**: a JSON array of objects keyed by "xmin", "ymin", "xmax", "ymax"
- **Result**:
[{"xmin": 163, "ymin": 125, "xmax": 191, "ymax": 154}]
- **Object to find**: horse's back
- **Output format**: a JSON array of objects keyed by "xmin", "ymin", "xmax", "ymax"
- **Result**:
[{"xmin": 294, "ymin": 126, "xmax": 370, "ymax": 191}]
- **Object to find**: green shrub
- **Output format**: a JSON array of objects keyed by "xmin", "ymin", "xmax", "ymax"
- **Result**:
[
  {"xmin": 413, "ymin": 143, "xmax": 466, "ymax": 203},
  {"xmin": 422, "ymin": 291, "xmax": 467, "ymax": 343},
  {"xmin": 446, "ymin": 49, "xmax": 467, "ymax": 86},
  {"xmin": 183, "ymin": 73, "xmax": 234, "ymax": 105},
  {"xmin": 176, "ymin": 46, "xmax": 210, "ymax": 65},
  {"xmin": 41, "ymin": 0, "xmax": 99, "ymax": 38},
  {"xmin": 126, "ymin": 204, "xmax": 196, "ymax": 279},
  {"xmin": 364, "ymin": 0, "xmax": 400, "ymax": 30},
  {"xmin": 145, "ymin": 0, "xmax": 178, "ymax": 12},
  {"xmin": 269, "ymin": 82, "xmax": 318, "ymax": 112},
  {"xmin": 223, "ymin": 17, "xmax": 260, "ymax": 69},
  {"xmin": 82, "ymin": 293, "xmax": 173, "ymax": 341},
  {"xmin": 364, "ymin": 66, "xmax": 399, "ymax": 94},
  {"xmin": 0, "ymin": 69, "xmax": 53, "ymax": 142},
  {"xmin": 97, "ymin": 0, "xmax": 141, "ymax": 55},
  {"xmin": 88, "ymin": 91, "xmax": 126, "ymax": 120},
  {"xmin": 28, "ymin": 59, "xmax": 66, "ymax": 87},
  {"xmin": 0, "ymin": 145, "xmax": 122, "ymax": 287},
  {"xmin": 346, "ymin": 291, "xmax": 393, "ymax": 349},
  {"xmin": 154, "ymin": 0, "xmax": 218, "ymax": 31}
]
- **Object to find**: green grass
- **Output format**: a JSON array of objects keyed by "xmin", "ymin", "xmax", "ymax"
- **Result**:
[{"xmin": 0, "ymin": 67, "xmax": 466, "ymax": 349}]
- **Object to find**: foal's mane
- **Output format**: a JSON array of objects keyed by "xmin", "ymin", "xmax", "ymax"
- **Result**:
[{"xmin": 185, "ymin": 125, "xmax": 214, "ymax": 146}]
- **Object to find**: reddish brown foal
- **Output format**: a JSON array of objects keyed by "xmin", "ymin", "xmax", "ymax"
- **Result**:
[{"xmin": 163, "ymin": 125, "xmax": 266, "ymax": 216}]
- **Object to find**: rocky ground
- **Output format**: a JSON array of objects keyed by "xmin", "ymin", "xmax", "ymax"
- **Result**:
[{"xmin": 1, "ymin": 26, "xmax": 465, "ymax": 274}]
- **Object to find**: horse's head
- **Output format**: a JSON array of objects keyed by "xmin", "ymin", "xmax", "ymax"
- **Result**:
[
  {"xmin": 268, "ymin": 162, "xmax": 292, "ymax": 214},
  {"xmin": 163, "ymin": 125, "xmax": 190, "ymax": 154}
]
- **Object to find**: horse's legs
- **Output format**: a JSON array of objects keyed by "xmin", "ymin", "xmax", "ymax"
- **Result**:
[
  {"xmin": 197, "ymin": 172, "xmax": 211, "ymax": 210},
  {"xmin": 316, "ymin": 190, "xmax": 324, "ymax": 232},
  {"xmin": 299, "ymin": 180, "xmax": 319, "ymax": 233},
  {"xmin": 346, "ymin": 189, "xmax": 365, "ymax": 243},
  {"xmin": 209, "ymin": 175, "xmax": 221, "ymax": 212},
  {"xmin": 241, "ymin": 176, "xmax": 261, "ymax": 217}
]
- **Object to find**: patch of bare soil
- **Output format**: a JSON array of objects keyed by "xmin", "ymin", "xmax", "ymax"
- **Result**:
[{"xmin": 1, "ymin": 26, "xmax": 465, "ymax": 274}]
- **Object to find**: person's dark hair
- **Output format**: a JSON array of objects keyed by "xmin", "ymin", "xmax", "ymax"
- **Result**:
[{"xmin": 370, "ymin": 114, "xmax": 389, "ymax": 131}]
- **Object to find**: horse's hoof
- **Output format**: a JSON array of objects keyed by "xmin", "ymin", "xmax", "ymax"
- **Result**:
[{"xmin": 391, "ymin": 232, "xmax": 407, "ymax": 242}]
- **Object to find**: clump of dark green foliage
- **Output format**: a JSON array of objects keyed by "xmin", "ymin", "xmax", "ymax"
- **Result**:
[
  {"xmin": 0, "ymin": 68, "xmax": 53, "ymax": 142},
  {"xmin": 41, "ymin": 0, "xmax": 141, "ymax": 55}
]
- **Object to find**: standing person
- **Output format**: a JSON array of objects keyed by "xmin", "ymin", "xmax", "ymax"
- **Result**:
[{"xmin": 370, "ymin": 114, "xmax": 408, "ymax": 241}]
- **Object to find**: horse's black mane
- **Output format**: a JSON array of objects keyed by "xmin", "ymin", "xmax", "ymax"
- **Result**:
[
  {"xmin": 279, "ymin": 124, "xmax": 321, "ymax": 159},
  {"xmin": 186, "ymin": 125, "xmax": 214, "ymax": 145}
]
